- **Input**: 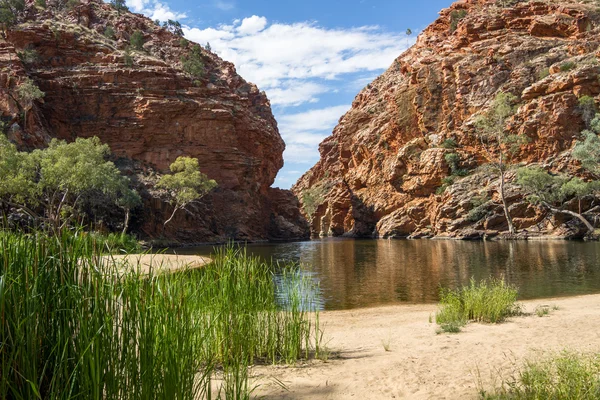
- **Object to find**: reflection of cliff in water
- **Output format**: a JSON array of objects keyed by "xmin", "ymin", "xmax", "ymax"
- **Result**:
[{"xmin": 170, "ymin": 239, "xmax": 600, "ymax": 310}]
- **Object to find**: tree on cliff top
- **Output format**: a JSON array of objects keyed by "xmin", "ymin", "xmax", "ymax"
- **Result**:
[
  {"xmin": 156, "ymin": 157, "xmax": 217, "ymax": 228},
  {"xmin": 474, "ymin": 92, "xmax": 528, "ymax": 235},
  {"xmin": 110, "ymin": 0, "xmax": 128, "ymax": 15},
  {"xmin": 0, "ymin": 0, "xmax": 24, "ymax": 33}
]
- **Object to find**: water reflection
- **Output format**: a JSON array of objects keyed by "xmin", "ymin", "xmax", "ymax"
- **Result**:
[{"xmin": 169, "ymin": 239, "xmax": 600, "ymax": 310}]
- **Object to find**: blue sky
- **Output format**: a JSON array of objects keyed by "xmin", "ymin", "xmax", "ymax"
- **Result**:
[{"xmin": 125, "ymin": 0, "xmax": 452, "ymax": 188}]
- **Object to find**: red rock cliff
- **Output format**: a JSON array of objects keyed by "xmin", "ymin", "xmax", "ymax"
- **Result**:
[
  {"xmin": 0, "ymin": 0, "xmax": 309, "ymax": 243},
  {"xmin": 294, "ymin": 0, "xmax": 600, "ymax": 239}
]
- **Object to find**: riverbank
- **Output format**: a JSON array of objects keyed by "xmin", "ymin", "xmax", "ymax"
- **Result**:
[
  {"xmin": 99, "ymin": 254, "xmax": 211, "ymax": 273},
  {"xmin": 251, "ymin": 294, "xmax": 600, "ymax": 399}
]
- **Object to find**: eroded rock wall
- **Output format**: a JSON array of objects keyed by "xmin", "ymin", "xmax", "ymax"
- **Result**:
[
  {"xmin": 0, "ymin": 0, "xmax": 308, "ymax": 243},
  {"xmin": 294, "ymin": 0, "xmax": 600, "ymax": 239}
]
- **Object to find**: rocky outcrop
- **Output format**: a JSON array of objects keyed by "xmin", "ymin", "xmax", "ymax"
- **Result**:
[
  {"xmin": 0, "ymin": 0, "xmax": 309, "ymax": 243},
  {"xmin": 294, "ymin": 0, "xmax": 600, "ymax": 240}
]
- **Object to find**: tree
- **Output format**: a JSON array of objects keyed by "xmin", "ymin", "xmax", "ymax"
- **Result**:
[
  {"xmin": 205, "ymin": 42, "xmax": 211, "ymax": 52},
  {"xmin": 181, "ymin": 45, "xmax": 204, "ymax": 78},
  {"xmin": 517, "ymin": 168, "xmax": 598, "ymax": 235},
  {"xmin": 31, "ymin": 137, "xmax": 131, "ymax": 231},
  {"xmin": 110, "ymin": 0, "xmax": 128, "ymax": 15},
  {"xmin": 115, "ymin": 187, "xmax": 141, "ymax": 235},
  {"xmin": 16, "ymin": 78, "xmax": 44, "ymax": 127},
  {"xmin": 573, "ymin": 114, "xmax": 600, "ymax": 176},
  {"xmin": 0, "ymin": 134, "xmax": 36, "ymax": 215},
  {"xmin": 474, "ymin": 92, "xmax": 527, "ymax": 235},
  {"xmin": 0, "ymin": 0, "xmax": 24, "ymax": 33},
  {"xmin": 130, "ymin": 30, "xmax": 144, "ymax": 50},
  {"xmin": 156, "ymin": 156, "xmax": 217, "ymax": 228},
  {"xmin": 163, "ymin": 19, "xmax": 183, "ymax": 36}
]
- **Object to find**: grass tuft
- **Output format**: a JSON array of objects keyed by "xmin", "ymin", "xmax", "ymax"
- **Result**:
[
  {"xmin": 481, "ymin": 351, "xmax": 600, "ymax": 399},
  {"xmin": 435, "ymin": 278, "xmax": 521, "ymax": 332}
]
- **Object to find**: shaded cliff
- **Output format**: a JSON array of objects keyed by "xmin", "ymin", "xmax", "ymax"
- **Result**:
[
  {"xmin": 294, "ymin": 0, "xmax": 600, "ymax": 240},
  {"xmin": 0, "ymin": 0, "xmax": 309, "ymax": 243}
]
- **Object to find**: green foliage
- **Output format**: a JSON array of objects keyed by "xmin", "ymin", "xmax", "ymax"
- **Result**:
[
  {"xmin": 205, "ymin": 41, "xmax": 212, "ymax": 52},
  {"xmin": 445, "ymin": 152, "xmax": 461, "ymax": 173},
  {"xmin": 0, "ymin": 134, "xmax": 36, "ymax": 204},
  {"xmin": 129, "ymin": 30, "xmax": 144, "ymax": 50},
  {"xmin": 156, "ymin": 156, "xmax": 217, "ymax": 226},
  {"xmin": 578, "ymin": 95, "xmax": 597, "ymax": 127},
  {"xmin": 517, "ymin": 167, "xmax": 598, "ymax": 206},
  {"xmin": 0, "ymin": 0, "xmax": 24, "ymax": 29},
  {"xmin": 560, "ymin": 61, "xmax": 576, "ymax": 72},
  {"xmin": 0, "ymin": 232, "xmax": 323, "ymax": 399},
  {"xmin": 449, "ymin": 9, "xmax": 467, "ymax": 32},
  {"xmin": 16, "ymin": 48, "xmax": 40, "ymax": 64},
  {"xmin": 179, "ymin": 37, "xmax": 189, "ymax": 47},
  {"xmin": 110, "ymin": 0, "xmax": 128, "ymax": 14},
  {"xmin": 436, "ymin": 176, "xmax": 456, "ymax": 195},
  {"xmin": 537, "ymin": 68, "xmax": 550, "ymax": 80},
  {"xmin": 467, "ymin": 196, "xmax": 490, "ymax": 222},
  {"xmin": 104, "ymin": 25, "xmax": 116, "ymax": 39},
  {"xmin": 435, "ymin": 278, "xmax": 520, "ymax": 333},
  {"xmin": 482, "ymin": 351, "xmax": 600, "ymax": 399},
  {"xmin": 34, "ymin": 0, "xmax": 45, "ymax": 7},
  {"xmin": 441, "ymin": 138, "xmax": 458, "ymax": 149},
  {"xmin": 302, "ymin": 184, "xmax": 327, "ymax": 218},
  {"xmin": 181, "ymin": 44, "xmax": 204, "ymax": 78},
  {"xmin": 163, "ymin": 19, "xmax": 183, "ymax": 36},
  {"xmin": 64, "ymin": 0, "xmax": 79, "ymax": 10},
  {"xmin": 16, "ymin": 77, "xmax": 44, "ymax": 107},
  {"xmin": 573, "ymin": 114, "xmax": 600, "ymax": 175}
]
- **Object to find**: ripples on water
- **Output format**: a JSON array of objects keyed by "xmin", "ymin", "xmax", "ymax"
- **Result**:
[{"xmin": 168, "ymin": 239, "xmax": 600, "ymax": 310}]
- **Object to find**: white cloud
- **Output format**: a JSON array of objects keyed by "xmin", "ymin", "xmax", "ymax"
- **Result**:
[
  {"xmin": 237, "ymin": 15, "xmax": 267, "ymax": 35},
  {"xmin": 183, "ymin": 20, "xmax": 414, "ymax": 107},
  {"xmin": 126, "ymin": 0, "xmax": 186, "ymax": 22},
  {"xmin": 277, "ymin": 105, "xmax": 350, "ymax": 164}
]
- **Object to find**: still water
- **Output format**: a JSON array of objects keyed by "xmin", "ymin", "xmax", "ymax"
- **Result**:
[{"xmin": 169, "ymin": 238, "xmax": 600, "ymax": 310}]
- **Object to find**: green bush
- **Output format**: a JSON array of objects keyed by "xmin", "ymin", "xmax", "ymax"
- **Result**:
[
  {"xmin": 435, "ymin": 278, "xmax": 520, "ymax": 333},
  {"xmin": 130, "ymin": 30, "xmax": 144, "ymax": 50},
  {"xmin": 449, "ymin": 9, "xmax": 467, "ymax": 32},
  {"xmin": 441, "ymin": 138, "xmax": 458, "ymax": 149},
  {"xmin": 482, "ymin": 351, "xmax": 600, "ymax": 399},
  {"xmin": 560, "ymin": 61, "xmax": 576, "ymax": 72},
  {"xmin": 537, "ymin": 68, "xmax": 550, "ymax": 80},
  {"xmin": 181, "ymin": 45, "xmax": 204, "ymax": 78},
  {"xmin": 104, "ymin": 25, "xmax": 116, "ymax": 39}
]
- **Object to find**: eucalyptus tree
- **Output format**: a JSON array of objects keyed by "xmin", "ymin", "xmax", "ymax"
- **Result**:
[{"xmin": 156, "ymin": 156, "xmax": 217, "ymax": 228}]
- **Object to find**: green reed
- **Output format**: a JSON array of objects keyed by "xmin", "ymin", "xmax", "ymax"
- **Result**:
[
  {"xmin": 436, "ymin": 277, "xmax": 521, "ymax": 333},
  {"xmin": 0, "ymin": 231, "xmax": 322, "ymax": 399}
]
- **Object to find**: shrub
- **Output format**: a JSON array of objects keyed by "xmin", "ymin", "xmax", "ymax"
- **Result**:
[
  {"xmin": 441, "ymin": 138, "xmax": 458, "ymax": 149},
  {"xmin": 34, "ymin": 0, "xmax": 46, "ymax": 8},
  {"xmin": 445, "ymin": 152, "xmax": 461, "ymax": 173},
  {"xmin": 130, "ymin": 30, "xmax": 144, "ymax": 50},
  {"xmin": 104, "ymin": 25, "xmax": 116, "ymax": 40},
  {"xmin": 181, "ymin": 45, "xmax": 204, "ymax": 78},
  {"xmin": 449, "ymin": 9, "xmax": 467, "ymax": 32},
  {"xmin": 537, "ymin": 68, "xmax": 550, "ymax": 80},
  {"xmin": 124, "ymin": 47, "xmax": 133, "ymax": 67},
  {"xmin": 110, "ymin": 0, "xmax": 128, "ymax": 14},
  {"xmin": 560, "ymin": 61, "xmax": 576, "ymax": 72},
  {"xmin": 16, "ymin": 48, "xmax": 40, "ymax": 64},
  {"xmin": 578, "ymin": 95, "xmax": 597, "ymax": 127},
  {"xmin": 435, "ymin": 278, "xmax": 520, "ymax": 332}
]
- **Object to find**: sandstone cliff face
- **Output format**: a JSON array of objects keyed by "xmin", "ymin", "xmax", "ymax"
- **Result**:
[
  {"xmin": 294, "ymin": 0, "xmax": 600, "ymax": 239},
  {"xmin": 0, "ymin": 0, "xmax": 309, "ymax": 243}
]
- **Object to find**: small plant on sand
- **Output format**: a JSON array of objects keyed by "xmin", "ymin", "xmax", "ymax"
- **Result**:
[
  {"xmin": 481, "ymin": 351, "xmax": 600, "ymax": 399},
  {"xmin": 435, "ymin": 278, "xmax": 520, "ymax": 333},
  {"xmin": 535, "ymin": 305, "xmax": 550, "ymax": 317}
]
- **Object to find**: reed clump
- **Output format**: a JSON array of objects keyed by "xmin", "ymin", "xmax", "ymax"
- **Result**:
[
  {"xmin": 481, "ymin": 351, "xmax": 600, "ymax": 399},
  {"xmin": 0, "ymin": 230, "xmax": 322, "ymax": 399},
  {"xmin": 436, "ymin": 278, "xmax": 520, "ymax": 333}
]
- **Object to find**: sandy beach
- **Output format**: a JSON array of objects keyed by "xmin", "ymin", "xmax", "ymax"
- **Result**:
[
  {"xmin": 99, "ymin": 254, "xmax": 211, "ymax": 274},
  {"xmin": 252, "ymin": 294, "xmax": 600, "ymax": 399}
]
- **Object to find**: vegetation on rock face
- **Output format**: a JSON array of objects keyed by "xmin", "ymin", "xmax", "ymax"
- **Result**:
[
  {"xmin": 110, "ymin": 0, "xmax": 128, "ymax": 14},
  {"xmin": 130, "ymin": 30, "xmax": 144, "ymax": 50},
  {"xmin": 163, "ymin": 19, "xmax": 183, "ymax": 36},
  {"xmin": 156, "ymin": 156, "xmax": 217, "ymax": 228},
  {"xmin": 181, "ymin": 44, "xmax": 205, "ymax": 78},
  {"xmin": 517, "ymin": 113, "xmax": 600, "ymax": 237},
  {"xmin": 301, "ymin": 184, "xmax": 327, "ymax": 218},
  {"xmin": 0, "ymin": 0, "xmax": 24, "ymax": 32},
  {"xmin": 435, "ymin": 278, "xmax": 520, "ymax": 334},
  {"xmin": 16, "ymin": 77, "xmax": 44, "ymax": 123},
  {"xmin": 474, "ymin": 92, "xmax": 528, "ymax": 235},
  {"xmin": 449, "ymin": 9, "xmax": 467, "ymax": 32}
]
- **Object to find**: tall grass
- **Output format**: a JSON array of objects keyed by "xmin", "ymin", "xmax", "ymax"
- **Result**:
[
  {"xmin": 436, "ymin": 278, "xmax": 520, "ymax": 333},
  {"xmin": 0, "ymin": 230, "xmax": 322, "ymax": 399},
  {"xmin": 481, "ymin": 351, "xmax": 600, "ymax": 399}
]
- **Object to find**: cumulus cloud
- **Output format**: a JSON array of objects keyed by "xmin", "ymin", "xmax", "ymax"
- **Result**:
[
  {"xmin": 183, "ymin": 18, "xmax": 414, "ymax": 107},
  {"xmin": 278, "ymin": 105, "xmax": 350, "ymax": 164},
  {"xmin": 126, "ymin": 0, "xmax": 186, "ymax": 22}
]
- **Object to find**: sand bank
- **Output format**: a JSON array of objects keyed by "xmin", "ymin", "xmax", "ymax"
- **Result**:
[
  {"xmin": 252, "ymin": 294, "xmax": 600, "ymax": 399},
  {"xmin": 99, "ymin": 254, "xmax": 211, "ymax": 274}
]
